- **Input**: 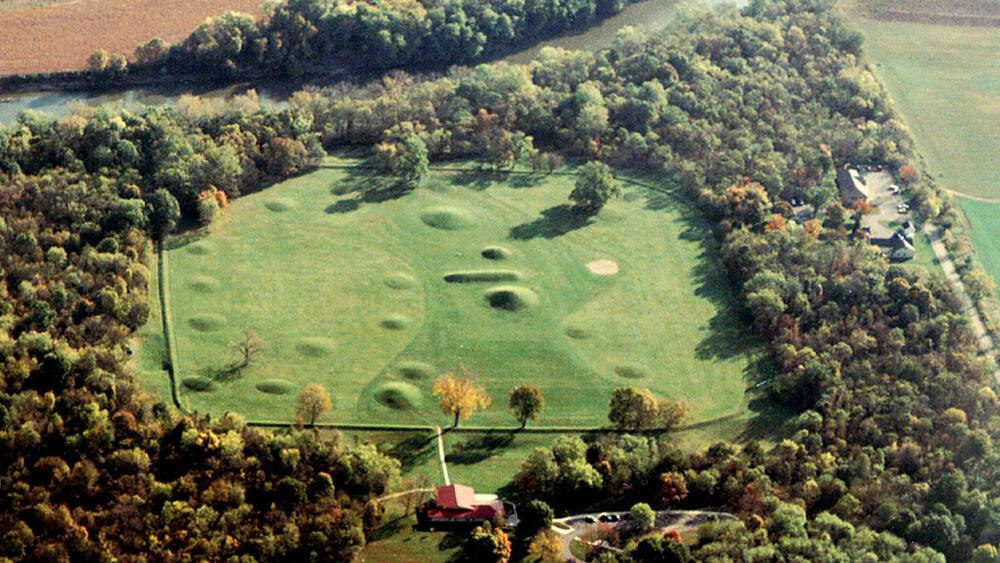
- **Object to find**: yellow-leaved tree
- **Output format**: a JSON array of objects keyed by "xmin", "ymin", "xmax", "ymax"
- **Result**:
[{"xmin": 432, "ymin": 366, "xmax": 491, "ymax": 428}]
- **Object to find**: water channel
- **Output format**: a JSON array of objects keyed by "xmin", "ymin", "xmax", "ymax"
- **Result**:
[{"xmin": 0, "ymin": 0, "xmax": 744, "ymax": 124}]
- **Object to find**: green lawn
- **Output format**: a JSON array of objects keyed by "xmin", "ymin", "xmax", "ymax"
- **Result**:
[
  {"xmin": 855, "ymin": 19, "xmax": 1000, "ymax": 199},
  {"xmin": 138, "ymin": 160, "xmax": 752, "ymax": 427},
  {"xmin": 130, "ymin": 244, "xmax": 174, "ymax": 402},
  {"xmin": 959, "ymin": 199, "xmax": 1000, "ymax": 298}
]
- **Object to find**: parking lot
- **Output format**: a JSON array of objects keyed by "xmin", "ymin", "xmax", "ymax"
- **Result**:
[{"xmin": 860, "ymin": 169, "xmax": 910, "ymax": 239}]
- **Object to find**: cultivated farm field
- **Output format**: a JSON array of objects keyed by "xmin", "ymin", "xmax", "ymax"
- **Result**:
[
  {"xmin": 0, "ymin": 0, "xmax": 266, "ymax": 76},
  {"xmin": 139, "ymin": 160, "xmax": 752, "ymax": 428},
  {"xmin": 855, "ymin": 19, "xmax": 1000, "ymax": 199}
]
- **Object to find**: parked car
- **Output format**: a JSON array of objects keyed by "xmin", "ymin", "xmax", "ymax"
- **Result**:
[
  {"xmin": 897, "ymin": 203, "xmax": 910, "ymax": 213},
  {"xmin": 888, "ymin": 184, "xmax": 900, "ymax": 194},
  {"xmin": 582, "ymin": 516, "xmax": 597, "ymax": 524}
]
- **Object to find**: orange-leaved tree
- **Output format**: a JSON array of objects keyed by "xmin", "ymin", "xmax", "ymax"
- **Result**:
[{"xmin": 432, "ymin": 366, "xmax": 491, "ymax": 428}]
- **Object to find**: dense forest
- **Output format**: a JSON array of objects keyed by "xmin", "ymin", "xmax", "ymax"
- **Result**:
[
  {"xmin": 2, "ymin": 0, "xmax": 999, "ymax": 560},
  {"xmin": 121, "ymin": 0, "xmax": 643, "ymax": 78}
]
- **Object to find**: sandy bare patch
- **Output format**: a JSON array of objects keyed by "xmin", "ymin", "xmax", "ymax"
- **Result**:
[{"xmin": 587, "ymin": 259, "xmax": 619, "ymax": 276}]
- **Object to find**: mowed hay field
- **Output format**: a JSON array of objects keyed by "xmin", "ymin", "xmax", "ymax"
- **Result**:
[
  {"xmin": 0, "ymin": 0, "xmax": 266, "ymax": 76},
  {"xmin": 854, "ymin": 20, "xmax": 1000, "ymax": 199},
  {"xmin": 142, "ymin": 160, "xmax": 751, "ymax": 427}
]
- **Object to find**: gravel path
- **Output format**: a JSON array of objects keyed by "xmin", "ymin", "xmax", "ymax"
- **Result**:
[{"xmin": 924, "ymin": 225, "xmax": 1000, "ymax": 384}]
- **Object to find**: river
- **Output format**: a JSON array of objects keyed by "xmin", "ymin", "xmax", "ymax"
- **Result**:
[{"xmin": 0, "ymin": 0, "xmax": 745, "ymax": 125}]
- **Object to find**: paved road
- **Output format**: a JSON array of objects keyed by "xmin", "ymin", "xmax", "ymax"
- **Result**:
[
  {"xmin": 924, "ymin": 225, "xmax": 1000, "ymax": 384},
  {"xmin": 552, "ymin": 510, "xmax": 737, "ymax": 561}
]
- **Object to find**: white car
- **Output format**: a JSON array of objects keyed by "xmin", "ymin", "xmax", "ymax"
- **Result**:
[
  {"xmin": 888, "ymin": 184, "xmax": 900, "ymax": 194},
  {"xmin": 897, "ymin": 203, "xmax": 910, "ymax": 213}
]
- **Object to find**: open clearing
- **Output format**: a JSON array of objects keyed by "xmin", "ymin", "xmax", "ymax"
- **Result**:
[
  {"xmin": 0, "ymin": 0, "xmax": 265, "ymax": 76},
  {"xmin": 140, "ymin": 161, "xmax": 751, "ymax": 427},
  {"xmin": 852, "ymin": 19, "xmax": 1000, "ymax": 199}
]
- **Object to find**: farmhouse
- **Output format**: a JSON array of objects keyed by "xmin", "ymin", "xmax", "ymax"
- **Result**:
[
  {"xmin": 418, "ymin": 484, "xmax": 518, "ymax": 528},
  {"xmin": 871, "ymin": 231, "xmax": 915, "ymax": 261},
  {"xmin": 836, "ymin": 167, "xmax": 870, "ymax": 204}
]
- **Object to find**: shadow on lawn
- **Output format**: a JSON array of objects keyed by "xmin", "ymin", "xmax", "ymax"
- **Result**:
[
  {"xmin": 445, "ymin": 430, "xmax": 517, "ymax": 465},
  {"xmin": 630, "ymin": 175, "xmax": 757, "ymax": 363},
  {"xmin": 387, "ymin": 432, "xmax": 439, "ymax": 473},
  {"xmin": 325, "ymin": 164, "xmax": 415, "ymax": 214},
  {"xmin": 508, "ymin": 204, "xmax": 595, "ymax": 240},
  {"xmin": 450, "ymin": 167, "xmax": 547, "ymax": 191},
  {"xmin": 739, "ymin": 392, "xmax": 798, "ymax": 443}
]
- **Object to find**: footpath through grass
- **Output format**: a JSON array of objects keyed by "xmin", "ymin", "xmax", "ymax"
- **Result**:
[{"xmin": 139, "ymin": 160, "xmax": 753, "ymax": 428}]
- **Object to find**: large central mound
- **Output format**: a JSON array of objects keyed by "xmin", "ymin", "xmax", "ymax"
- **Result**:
[
  {"xmin": 483, "ymin": 286, "xmax": 539, "ymax": 311},
  {"xmin": 147, "ymin": 161, "xmax": 750, "ymax": 426}
]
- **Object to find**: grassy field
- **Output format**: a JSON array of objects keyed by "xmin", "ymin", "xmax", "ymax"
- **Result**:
[
  {"xmin": 959, "ymin": 199, "xmax": 1000, "ymax": 298},
  {"xmin": 139, "ymin": 160, "xmax": 752, "ymax": 428},
  {"xmin": 853, "ymin": 19, "xmax": 1000, "ymax": 199},
  {"xmin": 0, "ymin": 0, "xmax": 265, "ymax": 76}
]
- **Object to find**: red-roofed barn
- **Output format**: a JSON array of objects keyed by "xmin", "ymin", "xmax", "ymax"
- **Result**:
[{"xmin": 418, "ymin": 484, "xmax": 518, "ymax": 529}]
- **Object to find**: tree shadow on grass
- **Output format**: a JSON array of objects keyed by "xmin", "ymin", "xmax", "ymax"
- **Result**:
[
  {"xmin": 445, "ymin": 430, "xmax": 517, "ymax": 465},
  {"xmin": 738, "ymin": 392, "xmax": 798, "ymax": 443},
  {"xmin": 449, "ymin": 167, "xmax": 547, "ymax": 191},
  {"xmin": 508, "ymin": 204, "xmax": 594, "ymax": 240},
  {"xmin": 386, "ymin": 432, "xmax": 439, "ymax": 473},
  {"xmin": 625, "ymin": 175, "xmax": 757, "ymax": 364},
  {"xmin": 325, "ymin": 164, "xmax": 414, "ymax": 214}
]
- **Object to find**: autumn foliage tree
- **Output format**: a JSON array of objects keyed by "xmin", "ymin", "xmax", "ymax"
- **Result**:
[
  {"xmin": 432, "ymin": 367, "xmax": 491, "ymax": 427},
  {"xmin": 296, "ymin": 383, "xmax": 332, "ymax": 426},
  {"xmin": 608, "ymin": 387, "xmax": 690, "ymax": 431},
  {"xmin": 508, "ymin": 384, "xmax": 544, "ymax": 428}
]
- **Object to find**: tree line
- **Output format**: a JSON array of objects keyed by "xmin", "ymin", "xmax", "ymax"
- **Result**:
[{"xmin": 97, "ymin": 0, "xmax": 644, "ymax": 79}]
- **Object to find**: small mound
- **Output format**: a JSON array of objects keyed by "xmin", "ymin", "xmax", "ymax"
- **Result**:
[
  {"xmin": 380, "ymin": 315, "xmax": 410, "ymax": 330},
  {"xmin": 444, "ymin": 270, "xmax": 524, "ymax": 283},
  {"xmin": 395, "ymin": 361, "xmax": 435, "ymax": 381},
  {"xmin": 374, "ymin": 382, "xmax": 424, "ymax": 410},
  {"xmin": 181, "ymin": 376, "xmax": 217, "ymax": 392},
  {"xmin": 564, "ymin": 325, "xmax": 591, "ymax": 339},
  {"xmin": 296, "ymin": 337, "xmax": 335, "ymax": 357},
  {"xmin": 483, "ymin": 286, "xmax": 539, "ymax": 312},
  {"xmin": 188, "ymin": 275, "xmax": 220, "ymax": 293},
  {"xmin": 384, "ymin": 273, "xmax": 417, "ymax": 290},
  {"xmin": 188, "ymin": 314, "xmax": 227, "ymax": 332},
  {"xmin": 256, "ymin": 379, "xmax": 294, "ymax": 395},
  {"xmin": 186, "ymin": 242, "xmax": 212, "ymax": 255},
  {"xmin": 587, "ymin": 259, "xmax": 620, "ymax": 276},
  {"xmin": 481, "ymin": 246, "xmax": 511, "ymax": 260},
  {"xmin": 264, "ymin": 198, "xmax": 294, "ymax": 212},
  {"xmin": 420, "ymin": 206, "xmax": 473, "ymax": 230},
  {"xmin": 615, "ymin": 363, "xmax": 652, "ymax": 379}
]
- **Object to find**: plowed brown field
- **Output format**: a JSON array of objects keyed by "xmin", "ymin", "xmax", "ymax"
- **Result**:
[{"xmin": 0, "ymin": 0, "xmax": 266, "ymax": 76}]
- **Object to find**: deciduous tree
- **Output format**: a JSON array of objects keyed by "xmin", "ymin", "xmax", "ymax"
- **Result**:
[
  {"xmin": 569, "ymin": 161, "xmax": 621, "ymax": 213},
  {"xmin": 508, "ymin": 384, "xmax": 544, "ymax": 428},
  {"xmin": 432, "ymin": 367, "xmax": 491, "ymax": 427},
  {"xmin": 296, "ymin": 383, "xmax": 332, "ymax": 426}
]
